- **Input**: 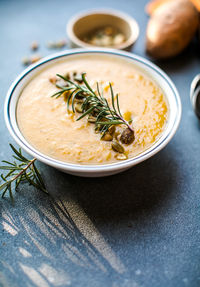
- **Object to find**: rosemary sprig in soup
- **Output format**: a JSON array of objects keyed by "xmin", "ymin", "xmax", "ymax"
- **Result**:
[{"xmin": 50, "ymin": 72, "xmax": 135, "ymax": 159}]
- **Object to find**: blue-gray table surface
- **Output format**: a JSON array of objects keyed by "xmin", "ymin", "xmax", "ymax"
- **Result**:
[{"xmin": 0, "ymin": 0, "xmax": 200, "ymax": 286}]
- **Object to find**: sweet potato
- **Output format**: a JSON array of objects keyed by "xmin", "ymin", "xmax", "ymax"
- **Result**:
[
  {"xmin": 146, "ymin": 0, "xmax": 200, "ymax": 15},
  {"xmin": 145, "ymin": 0, "xmax": 172, "ymax": 15},
  {"xmin": 146, "ymin": 0, "xmax": 199, "ymax": 59},
  {"xmin": 190, "ymin": 0, "xmax": 200, "ymax": 12}
]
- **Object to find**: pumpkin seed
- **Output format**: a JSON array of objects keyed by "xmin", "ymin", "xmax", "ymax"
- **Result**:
[
  {"xmin": 30, "ymin": 41, "xmax": 39, "ymax": 51},
  {"xmin": 76, "ymin": 98, "xmax": 84, "ymax": 103},
  {"xmin": 113, "ymin": 33, "xmax": 125, "ymax": 46},
  {"xmin": 115, "ymin": 153, "xmax": 127, "ymax": 160},
  {"xmin": 74, "ymin": 72, "xmax": 83, "ymax": 83},
  {"xmin": 88, "ymin": 115, "xmax": 96, "ymax": 123},
  {"xmin": 22, "ymin": 56, "xmax": 30, "ymax": 66},
  {"xmin": 64, "ymin": 72, "xmax": 70, "ymax": 80},
  {"xmin": 108, "ymin": 125, "xmax": 115, "ymax": 135},
  {"xmin": 75, "ymin": 102, "xmax": 83, "ymax": 113},
  {"xmin": 56, "ymin": 78, "xmax": 68, "ymax": 87},
  {"xmin": 49, "ymin": 76, "xmax": 57, "ymax": 84},
  {"xmin": 114, "ymin": 131, "xmax": 121, "ymax": 141},
  {"xmin": 120, "ymin": 128, "xmax": 135, "ymax": 145},
  {"xmin": 30, "ymin": 55, "xmax": 41, "ymax": 64},
  {"xmin": 101, "ymin": 133, "xmax": 113, "ymax": 141},
  {"xmin": 56, "ymin": 39, "xmax": 67, "ymax": 48},
  {"xmin": 112, "ymin": 141, "xmax": 124, "ymax": 153},
  {"xmin": 95, "ymin": 124, "xmax": 102, "ymax": 133},
  {"xmin": 47, "ymin": 39, "xmax": 67, "ymax": 49}
]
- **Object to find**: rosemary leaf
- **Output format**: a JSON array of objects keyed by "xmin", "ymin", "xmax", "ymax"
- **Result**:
[
  {"xmin": 51, "ymin": 72, "xmax": 134, "ymax": 147},
  {"xmin": 0, "ymin": 145, "xmax": 47, "ymax": 200},
  {"xmin": 76, "ymin": 106, "xmax": 95, "ymax": 121}
]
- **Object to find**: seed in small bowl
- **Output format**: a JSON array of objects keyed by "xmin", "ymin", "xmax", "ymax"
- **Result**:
[{"xmin": 83, "ymin": 26, "xmax": 126, "ymax": 47}]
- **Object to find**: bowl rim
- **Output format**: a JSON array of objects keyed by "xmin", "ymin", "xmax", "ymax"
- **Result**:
[
  {"xmin": 5, "ymin": 48, "xmax": 181, "ymax": 174},
  {"xmin": 66, "ymin": 9, "xmax": 140, "ymax": 50}
]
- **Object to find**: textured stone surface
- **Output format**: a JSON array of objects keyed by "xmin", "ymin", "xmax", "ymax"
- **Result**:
[{"xmin": 0, "ymin": 0, "xmax": 200, "ymax": 286}]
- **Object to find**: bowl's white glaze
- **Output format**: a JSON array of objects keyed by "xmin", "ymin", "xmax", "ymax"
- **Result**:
[{"xmin": 5, "ymin": 49, "xmax": 181, "ymax": 177}]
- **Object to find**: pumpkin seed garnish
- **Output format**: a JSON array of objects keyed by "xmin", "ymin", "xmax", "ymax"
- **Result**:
[
  {"xmin": 74, "ymin": 102, "xmax": 83, "ymax": 113},
  {"xmin": 101, "ymin": 133, "xmax": 113, "ymax": 142},
  {"xmin": 49, "ymin": 76, "xmax": 57, "ymax": 84},
  {"xmin": 120, "ymin": 128, "xmax": 135, "ymax": 145},
  {"xmin": 88, "ymin": 115, "xmax": 97, "ymax": 123},
  {"xmin": 73, "ymin": 72, "xmax": 84, "ymax": 84},
  {"xmin": 111, "ymin": 141, "xmax": 125, "ymax": 153},
  {"xmin": 108, "ymin": 125, "xmax": 115, "ymax": 135},
  {"xmin": 115, "ymin": 153, "xmax": 128, "ymax": 160}
]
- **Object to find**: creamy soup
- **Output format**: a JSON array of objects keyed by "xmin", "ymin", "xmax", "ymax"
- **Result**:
[{"xmin": 17, "ymin": 54, "xmax": 168, "ymax": 165}]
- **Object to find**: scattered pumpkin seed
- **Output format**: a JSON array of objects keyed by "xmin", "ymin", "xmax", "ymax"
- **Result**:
[
  {"xmin": 30, "ymin": 54, "xmax": 41, "ymax": 64},
  {"xmin": 57, "ymin": 39, "xmax": 67, "ymax": 48},
  {"xmin": 30, "ymin": 41, "xmax": 39, "ymax": 51},
  {"xmin": 22, "ymin": 55, "xmax": 41, "ymax": 66},
  {"xmin": 112, "ymin": 141, "xmax": 125, "ymax": 153},
  {"xmin": 47, "ymin": 39, "xmax": 67, "ymax": 49},
  {"xmin": 22, "ymin": 56, "xmax": 30, "ymax": 66}
]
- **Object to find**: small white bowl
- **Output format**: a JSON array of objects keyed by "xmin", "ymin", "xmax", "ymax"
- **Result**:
[
  {"xmin": 5, "ymin": 49, "xmax": 181, "ymax": 177},
  {"xmin": 67, "ymin": 9, "xmax": 139, "ymax": 50}
]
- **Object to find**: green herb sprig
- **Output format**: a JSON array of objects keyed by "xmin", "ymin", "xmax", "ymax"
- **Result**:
[
  {"xmin": 0, "ymin": 144, "xmax": 47, "ymax": 201},
  {"xmin": 51, "ymin": 73, "xmax": 133, "ymax": 135}
]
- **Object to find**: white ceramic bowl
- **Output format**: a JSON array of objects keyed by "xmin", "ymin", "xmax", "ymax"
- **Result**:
[
  {"xmin": 5, "ymin": 49, "xmax": 181, "ymax": 177},
  {"xmin": 67, "ymin": 9, "xmax": 139, "ymax": 50}
]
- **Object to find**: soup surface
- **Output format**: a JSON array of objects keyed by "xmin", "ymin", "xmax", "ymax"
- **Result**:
[{"xmin": 17, "ymin": 54, "xmax": 168, "ymax": 165}]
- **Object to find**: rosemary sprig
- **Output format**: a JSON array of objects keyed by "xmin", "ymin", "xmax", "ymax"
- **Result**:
[
  {"xmin": 0, "ymin": 144, "xmax": 47, "ymax": 201},
  {"xmin": 51, "ymin": 73, "xmax": 133, "ymax": 135}
]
